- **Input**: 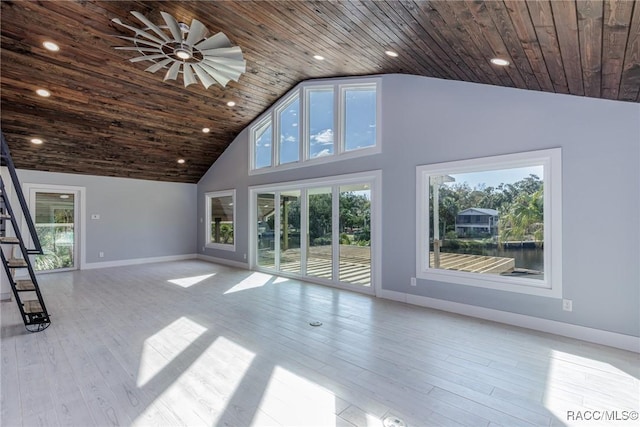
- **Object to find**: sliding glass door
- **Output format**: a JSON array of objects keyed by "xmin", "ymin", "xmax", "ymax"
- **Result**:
[
  {"xmin": 339, "ymin": 184, "xmax": 371, "ymax": 285},
  {"xmin": 306, "ymin": 187, "xmax": 332, "ymax": 280},
  {"xmin": 251, "ymin": 172, "xmax": 379, "ymax": 294},
  {"xmin": 279, "ymin": 190, "xmax": 301, "ymax": 274}
]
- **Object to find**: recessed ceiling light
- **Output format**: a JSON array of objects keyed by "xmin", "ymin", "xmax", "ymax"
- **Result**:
[
  {"xmin": 226, "ymin": 101, "xmax": 236, "ymax": 107},
  {"xmin": 59, "ymin": 194, "xmax": 70, "ymax": 199},
  {"xmin": 385, "ymin": 50, "xmax": 399, "ymax": 58},
  {"xmin": 36, "ymin": 89, "xmax": 51, "ymax": 97},
  {"xmin": 30, "ymin": 138, "xmax": 43, "ymax": 145},
  {"xmin": 43, "ymin": 41, "xmax": 60, "ymax": 52},
  {"xmin": 202, "ymin": 127, "xmax": 210, "ymax": 133},
  {"xmin": 177, "ymin": 158, "xmax": 185, "ymax": 164},
  {"xmin": 313, "ymin": 55, "xmax": 325, "ymax": 61},
  {"xmin": 490, "ymin": 58, "xmax": 510, "ymax": 66}
]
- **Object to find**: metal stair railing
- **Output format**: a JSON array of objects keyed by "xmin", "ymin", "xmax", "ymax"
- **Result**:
[{"xmin": 0, "ymin": 131, "xmax": 50, "ymax": 332}]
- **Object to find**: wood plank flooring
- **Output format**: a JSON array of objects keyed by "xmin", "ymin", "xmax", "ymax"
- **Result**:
[{"xmin": 1, "ymin": 260, "xmax": 638, "ymax": 427}]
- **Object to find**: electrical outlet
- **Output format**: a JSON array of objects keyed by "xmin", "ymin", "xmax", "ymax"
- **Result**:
[
  {"xmin": 99, "ymin": 251, "xmax": 104, "ymax": 258},
  {"xmin": 244, "ymin": 253, "xmax": 247, "ymax": 260},
  {"xmin": 562, "ymin": 299, "xmax": 573, "ymax": 312},
  {"xmin": 202, "ymin": 246, "xmax": 205, "ymax": 252},
  {"xmin": 410, "ymin": 277, "xmax": 416, "ymax": 286}
]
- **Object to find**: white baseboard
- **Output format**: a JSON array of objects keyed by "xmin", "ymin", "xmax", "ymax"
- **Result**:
[
  {"xmin": 83, "ymin": 254, "xmax": 197, "ymax": 270},
  {"xmin": 1, "ymin": 292, "xmax": 11, "ymax": 302},
  {"xmin": 377, "ymin": 289, "xmax": 639, "ymax": 353},
  {"xmin": 197, "ymin": 254, "xmax": 250, "ymax": 270}
]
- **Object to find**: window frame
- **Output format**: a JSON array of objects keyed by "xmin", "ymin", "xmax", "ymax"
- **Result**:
[
  {"xmin": 205, "ymin": 189, "xmax": 236, "ymax": 252},
  {"xmin": 249, "ymin": 170, "xmax": 382, "ymax": 296},
  {"xmin": 251, "ymin": 116, "xmax": 273, "ymax": 171},
  {"xmin": 275, "ymin": 91, "xmax": 301, "ymax": 166},
  {"xmin": 249, "ymin": 78, "xmax": 381, "ymax": 175},
  {"xmin": 416, "ymin": 149, "xmax": 563, "ymax": 298},
  {"xmin": 339, "ymin": 82, "xmax": 379, "ymax": 153},
  {"xmin": 304, "ymin": 84, "xmax": 336, "ymax": 162}
]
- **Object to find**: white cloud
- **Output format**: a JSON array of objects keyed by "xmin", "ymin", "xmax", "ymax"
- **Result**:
[
  {"xmin": 283, "ymin": 136, "xmax": 296, "ymax": 143},
  {"xmin": 314, "ymin": 148, "xmax": 332, "ymax": 157},
  {"xmin": 310, "ymin": 129, "xmax": 333, "ymax": 145}
]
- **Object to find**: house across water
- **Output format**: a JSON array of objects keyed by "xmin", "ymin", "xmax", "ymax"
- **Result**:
[{"xmin": 455, "ymin": 208, "xmax": 499, "ymax": 237}]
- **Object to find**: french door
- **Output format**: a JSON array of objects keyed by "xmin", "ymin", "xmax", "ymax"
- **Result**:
[
  {"xmin": 251, "ymin": 171, "xmax": 380, "ymax": 294},
  {"xmin": 25, "ymin": 184, "xmax": 83, "ymax": 272}
]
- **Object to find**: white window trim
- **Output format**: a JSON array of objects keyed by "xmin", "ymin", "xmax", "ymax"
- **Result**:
[
  {"xmin": 205, "ymin": 189, "xmax": 236, "ymax": 252},
  {"xmin": 416, "ymin": 149, "xmax": 562, "ymax": 298},
  {"xmin": 249, "ymin": 170, "xmax": 382, "ymax": 296},
  {"xmin": 22, "ymin": 183, "xmax": 87, "ymax": 271},
  {"xmin": 249, "ymin": 77, "xmax": 382, "ymax": 175},
  {"xmin": 339, "ymin": 82, "xmax": 380, "ymax": 154},
  {"xmin": 251, "ymin": 116, "xmax": 273, "ymax": 171},
  {"xmin": 275, "ymin": 90, "xmax": 301, "ymax": 166}
]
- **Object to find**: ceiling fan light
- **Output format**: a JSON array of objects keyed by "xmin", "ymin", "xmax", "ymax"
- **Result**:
[
  {"xmin": 113, "ymin": 11, "xmax": 245, "ymax": 90},
  {"xmin": 173, "ymin": 45, "xmax": 193, "ymax": 59}
]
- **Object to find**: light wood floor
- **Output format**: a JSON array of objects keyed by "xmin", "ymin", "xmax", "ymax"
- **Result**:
[{"xmin": 1, "ymin": 260, "xmax": 638, "ymax": 427}]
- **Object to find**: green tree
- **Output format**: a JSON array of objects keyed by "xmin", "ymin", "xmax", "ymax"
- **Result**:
[{"xmin": 499, "ymin": 188, "xmax": 544, "ymax": 246}]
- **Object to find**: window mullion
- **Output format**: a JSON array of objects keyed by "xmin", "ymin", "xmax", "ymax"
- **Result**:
[
  {"xmin": 331, "ymin": 185, "xmax": 340, "ymax": 283},
  {"xmin": 300, "ymin": 188, "xmax": 308, "ymax": 276},
  {"xmin": 335, "ymin": 85, "xmax": 342, "ymax": 156}
]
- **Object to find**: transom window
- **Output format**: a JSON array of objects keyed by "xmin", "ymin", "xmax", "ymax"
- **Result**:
[
  {"xmin": 250, "ymin": 78, "xmax": 381, "ymax": 173},
  {"xmin": 205, "ymin": 189, "xmax": 236, "ymax": 251},
  {"xmin": 416, "ymin": 149, "xmax": 562, "ymax": 298}
]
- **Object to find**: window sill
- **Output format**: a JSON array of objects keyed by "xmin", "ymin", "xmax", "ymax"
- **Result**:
[
  {"xmin": 205, "ymin": 243, "xmax": 236, "ymax": 252},
  {"xmin": 417, "ymin": 269, "xmax": 561, "ymax": 298}
]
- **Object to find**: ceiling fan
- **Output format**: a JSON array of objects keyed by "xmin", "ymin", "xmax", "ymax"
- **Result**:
[{"xmin": 112, "ymin": 11, "xmax": 246, "ymax": 89}]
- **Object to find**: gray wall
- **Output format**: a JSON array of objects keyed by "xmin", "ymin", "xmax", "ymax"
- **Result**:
[
  {"xmin": 15, "ymin": 169, "xmax": 197, "ymax": 264},
  {"xmin": 198, "ymin": 74, "xmax": 640, "ymax": 337}
]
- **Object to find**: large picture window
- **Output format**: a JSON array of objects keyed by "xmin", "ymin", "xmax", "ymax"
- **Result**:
[
  {"xmin": 249, "ymin": 78, "xmax": 381, "ymax": 173},
  {"xmin": 205, "ymin": 190, "xmax": 236, "ymax": 251},
  {"xmin": 416, "ymin": 149, "xmax": 562, "ymax": 297}
]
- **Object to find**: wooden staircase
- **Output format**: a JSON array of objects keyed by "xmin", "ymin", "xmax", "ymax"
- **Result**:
[{"xmin": 0, "ymin": 132, "xmax": 51, "ymax": 332}]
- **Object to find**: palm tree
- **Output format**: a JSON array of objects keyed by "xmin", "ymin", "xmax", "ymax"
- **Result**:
[{"xmin": 499, "ymin": 189, "xmax": 544, "ymax": 246}]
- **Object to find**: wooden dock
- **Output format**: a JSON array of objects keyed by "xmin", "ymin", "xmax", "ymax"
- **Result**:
[
  {"xmin": 258, "ymin": 245, "xmax": 372, "ymax": 286},
  {"xmin": 258, "ymin": 247, "xmax": 515, "ymax": 286},
  {"xmin": 430, "ymin": 252, "xmax": 514, "ymax": 274}
]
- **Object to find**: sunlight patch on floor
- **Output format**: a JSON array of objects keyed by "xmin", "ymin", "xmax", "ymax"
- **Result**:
[
  {"xmin": 254, "ymin": 365, "xmax": 338, "ymax": 426},
  {"xmin": 542, "ymin": 350, "xmax": 640, "ymax": 424},
  {"xmin": 136, "ymin": 316, "xmax": 207, "ymax": 387},
  {"xmin": 273, "ymin": 276, "xmax": 291, "ymax": 284},
  {"xmin": 134, "ymin": 335, "xmax": 256, "ymax": 426},
  {"xmin": 168, "ymin": 273, "xmax": 216, "ymax": 288},
  {"xmin": 224, "ymin": 271, "xmax": 273, "ymax": 294}
]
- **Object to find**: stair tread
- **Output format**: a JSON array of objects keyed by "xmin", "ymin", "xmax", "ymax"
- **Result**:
[
  {"xmin": 15, "ymin": 279, "xmax": 36, "ymax": 291},
  {"xmin": 0, "ymin": 236, "xmax": 20, "ymax": 244},
  {"xmin": 23, "ymin": 300, "xmax": 44, "ymax": 314},
  {"xmin": 7, "ymin": 258, "xmax": 28, "ymax": 267}
]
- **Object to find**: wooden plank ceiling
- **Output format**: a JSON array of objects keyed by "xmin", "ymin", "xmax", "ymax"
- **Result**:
[{"xmin": 1, "ymin": 1, "xmax": 639, "ymax": 183}]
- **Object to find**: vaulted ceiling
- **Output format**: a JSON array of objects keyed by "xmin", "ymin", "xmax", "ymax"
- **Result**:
[{"xmin": 1, "ymin": 1, "xmax": 638, "ymax": 183}]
